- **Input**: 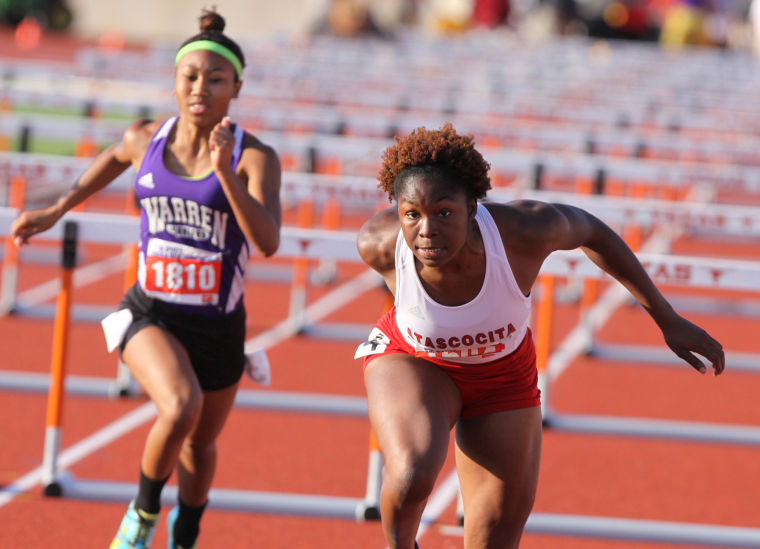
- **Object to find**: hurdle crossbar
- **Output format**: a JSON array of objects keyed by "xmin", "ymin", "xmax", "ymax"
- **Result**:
[
  {"xmin": 56, "ymin": 475, "xmax": 373, "ymax": 521},
  {"xmin": 5, "ymin": 155, "xmax": 760, "ymax": 236},
  {"xmin": 15, "ymin": 215, "xmax": 382, "ymax": 518},
  {"xmin": 8, "ymin": 47, "xmax": 760, "ymax": 145},
  {"xmin": 7, "ymin": 152, "xmax": 760, "ymax": 222},
  {"xmin": 439, "ymin": 513, "xmax": 760, "ymax": 548},
  {"xmin": 8, "ymin": 97, "xmax": 760, "ymax": 164},
  {"xmin": 2, "ymin": 208, "xmax": 760, "ymax": 291},
  {"xmin": 542, "ymin": 410, "xmax": 760, "ymax": 446},
  {"xmin": 0, "ymin": 370, "xmax": 368, "ymax": 415},
  {"xmin": 5, "ymin": 209, "xmax": 760, "ymax": 539},
  {"xmin": 589, "ymin": 343, "xmax": 760, "ymax": 373}
]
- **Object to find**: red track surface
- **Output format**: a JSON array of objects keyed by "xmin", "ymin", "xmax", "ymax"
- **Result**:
[
  {"xmin": 1, "ymin": 195, "xmax": 758, "ymax": 549},
  {"xmin": 2, "ymin": 28, "xmax": 760, "ymax": 549}
]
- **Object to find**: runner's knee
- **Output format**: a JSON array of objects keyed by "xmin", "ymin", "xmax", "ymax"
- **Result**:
[
  {"xmin": 156, "ymin": 390, "xmax": 203, "ymax": 436},
  {"xmin": 384, "ymin": 452, "xmax": 441, "ymax": 503},
  {"xmin": 181, "ymin": 437, "xmax": 217, "ymax": 462},
  {"xmin": 464, "ymin": 489, "xmax": 535, "ymax": 547}
]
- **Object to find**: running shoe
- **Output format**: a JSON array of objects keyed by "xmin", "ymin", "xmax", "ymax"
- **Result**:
[
  {"xmin": 110, "ymin": 500, "xmax": 159, "ymax": 549},
  {"xmin": 166, "ymin": 506, "xmax": 198, "ymax": 549}
]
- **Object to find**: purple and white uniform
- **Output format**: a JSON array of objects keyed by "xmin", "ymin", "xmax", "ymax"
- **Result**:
[{"xmin": 135, "ymin": 116, "xmax": 249, "ymax": 317}]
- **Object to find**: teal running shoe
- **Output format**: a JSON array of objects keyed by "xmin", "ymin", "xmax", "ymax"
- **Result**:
[
  {"xmin": 167, "ymin": 506, "xmax": 197, "ymax": 549},
  {"xmin": 110, "ymin": 501, "xmax": 159, "ymax": 549}
]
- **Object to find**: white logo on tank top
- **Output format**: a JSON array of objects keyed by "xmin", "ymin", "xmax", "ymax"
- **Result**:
[
  {"xmin": 138, "ymin": 173, "xmax": 155, "ymax": 189},
  {"xmin": 407, "ymin": 305, "xmax": 425, "ymax": 320},
  {"xmin": 140, "ymin": 196, "xmax": 228, "ymax": 249}
]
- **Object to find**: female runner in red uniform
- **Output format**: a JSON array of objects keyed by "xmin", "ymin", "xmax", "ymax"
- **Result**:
[{"xmin": 356, "ymin": 123, "xmax": 724, "ymax": 549}]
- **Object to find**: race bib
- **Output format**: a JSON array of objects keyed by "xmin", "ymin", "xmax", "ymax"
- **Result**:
[
  {"xmin": 354, "ymin": 328, "xmax": 391, "ymax": 359},
  {"xmin": 141, "ymin": 238, "xmax": 222, "ymax": 306}
]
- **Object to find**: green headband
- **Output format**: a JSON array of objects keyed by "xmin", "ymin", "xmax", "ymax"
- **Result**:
[{"xmin": 175, "ymin": 40, "xmax": 243, "ymax": 78}]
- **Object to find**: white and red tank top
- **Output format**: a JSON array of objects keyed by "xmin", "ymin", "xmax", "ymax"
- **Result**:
[{"xmin": 394, "ymin": 203, "xmax": 531, "ymax": 365}]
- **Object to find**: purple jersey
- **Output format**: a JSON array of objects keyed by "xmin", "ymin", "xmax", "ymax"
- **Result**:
[{"xmin": 135, "ymin": 117, "xmax": 250, "ymax": 317}]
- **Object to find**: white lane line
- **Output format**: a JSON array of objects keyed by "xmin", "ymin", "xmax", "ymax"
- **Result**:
[
  {"xmin": 1, "ymin": 269, "xmax": 381, "ymax": 508},
  {"xmin": 380, "ymin": 469, "xmax": 461, "ymax": 549},
  {"xmin": 245, "ymin": 268, "xmax": 381, "ymax": 351},
  {"xmin": 418, "ymin": 470, "xmax": 460, "ymax": 535},
  {"xmin": 0, "ymin": 402, "xmax": 156, "ymax": 506},
  {"xmin": 15, "ymin": 251, "xmax": 128, "ymax": 306}
]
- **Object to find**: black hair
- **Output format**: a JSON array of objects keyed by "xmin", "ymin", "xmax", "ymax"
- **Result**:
[
  {"xmin": 379, "ymin": 123, "xmax": 491, "ymax": 202},
  {"xmin": 178, "ymin": 8, "xmax": 245, "ymax": 80}
]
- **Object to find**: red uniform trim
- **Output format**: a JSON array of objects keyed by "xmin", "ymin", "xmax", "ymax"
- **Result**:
[{"xmin": 363, "ymin": 308, "xmax": 541, "ymax": 419}]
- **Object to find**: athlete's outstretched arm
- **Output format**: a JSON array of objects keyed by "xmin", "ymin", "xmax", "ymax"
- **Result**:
[
  {"xmin": 511, "ymin": 200, "xmax": 725, "ymax": 375},
  {"xmin": 11, "ymin": 119, "xmax": 152, "ymax": 246},
  {"xmin": 210, "ymin": 118, "xmax": 281, "ymax": 257}
]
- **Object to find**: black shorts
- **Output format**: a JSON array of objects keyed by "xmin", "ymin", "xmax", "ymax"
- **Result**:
[{"xmin": 118, "ymin": 284, "xmax": 246, "ymax": 391}]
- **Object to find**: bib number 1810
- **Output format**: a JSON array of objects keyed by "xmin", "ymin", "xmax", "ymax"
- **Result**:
[{"xmin": 146, "ymin": 256, "xmax": 221, "ymax": 295}]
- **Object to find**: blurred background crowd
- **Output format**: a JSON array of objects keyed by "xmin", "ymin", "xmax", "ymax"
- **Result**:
[{"xmin": 3, "ymin": 0, "xmax": 760, "ymax": 53}]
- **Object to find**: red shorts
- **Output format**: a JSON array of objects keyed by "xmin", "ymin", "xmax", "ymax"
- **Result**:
[{"xmin": 360, "ymin": 308, "xmax": 541, "ymax": 420}]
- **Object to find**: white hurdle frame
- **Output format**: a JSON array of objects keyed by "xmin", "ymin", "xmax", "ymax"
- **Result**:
[
  {"xmin": 0, "ymin": 206, "xmax": 385, "ymax": 519},
  {"xmin": 3, "ymin": 205, "xmax": 760, "ymax": 538},
  {"xmin": 439, "ymin": 514, "xmax": 760, "ymax": 548}
]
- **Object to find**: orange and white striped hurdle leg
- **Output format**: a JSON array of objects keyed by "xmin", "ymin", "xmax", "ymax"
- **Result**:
[
  {"xmin": 289, "ymin": 199, "xmax": 314, "ymax": 331},
  {"xmin": 1, "ymin": 175, "xmax": 26, "ymax": 315},
  {"xmin": 456, "ymin": 485, "xmax": 465, "ymax": 525},
  {"xmin": 578, "ymin": 277, "xmax": 599, "ymax": 352},
  {"xmin": 41, "ymin": 221, "xmax": 78, "ymax": 496},
  {"xmin": 534, "ymin": 275, "xmax": 555, "ymax": 418},
  {"xmin": 358, "ymin": 429, "xmax": 383, "ymax": 520},
  {"xmin": 311, "ymin": 198, "xmax": 341, "ymax": 285}
]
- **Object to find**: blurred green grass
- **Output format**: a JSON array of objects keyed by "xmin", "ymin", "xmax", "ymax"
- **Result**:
[
  {"xmin": 10, "ymin": 105, "xmax": 126, "ymax": 156},
  {"xmin": 6, "ymin": 104, "xmax": 139, "ymax": 155},
  {"xmin": 12, "ymin": 104, "xmax": 137, "ymax": 121},
  {"xmin": 11, "ymin": 136, "xmax": 78, "ymax": 156}
]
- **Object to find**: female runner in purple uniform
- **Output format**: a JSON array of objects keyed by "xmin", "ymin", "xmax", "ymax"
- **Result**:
[{"xmin": 11, "ymin": 9, "xmax": 281, "ymax": 549}]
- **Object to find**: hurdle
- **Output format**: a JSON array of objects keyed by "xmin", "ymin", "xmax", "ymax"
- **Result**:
[
  {"xmin": 534, "ymin": 275, "xmax": 555, "ymax": 414},
  {"xmin": 6, "ymin": 151, "xmax": 760, "ymax": 232},
  {"xmin": 288, "ymin": 197, "xmax": 314, "ymax": 330},
  {"xmin": 0, "ymin": 174, "xmax": 25, "ymax": 314},
  {"xmin": 293, "ymin": 197, "xmax": 379, "ymax": 342},
  {"xmin": 4, "ymin": 204, "xmax": 760, "ymax": 542},
  {"xmin": 7, "ymin": 38, "xmax": 760, "ymax": 545},
  {"xmin": 10, "ymin": 106, "xmax": 760, "ymax": 170},
  {"xmin": 0, "ymin": 207, "xmax": 387, "ymax": 520},
  {"xmin": 10, "ymin": 151, "xmax": 759, "ymax": 238},
  {"xmin": 4, "ymin": 208, "xmax": 760, "ymax": 430},
  {"xmin": 485, "ymin": 214, "xmax": 760, "ymax": 542},
  {"xmin": 11, "ymin": 104, "xmax": 760, "ymax": 194},
  {"xmin": 7, "ymin": 209, "xmax": 760, "ymax": 523},
  {"xmin": 40, "ymin": 220, "xmax": 77, "ymax": 495},
  {"xmin": 4, "ymin": 159, "xmax": 760, "ymax": 341},
  {"xmin": 439, "ymin": 513, "xmax": 760, "ymax": 548},
  {"xmin": 9, "ymin": 39, "xmax": 760, "ymax": 150},
  {"xmin": 2, "ymin": 138, "xmax": 758, "ymax": 428},
  {"xmin": 536, "ymin": 245, "xmax": 760, "ymax": 445},
  {"xmin": 4, "ymin": 166, "xmax": 760, "ymax": 330}
]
